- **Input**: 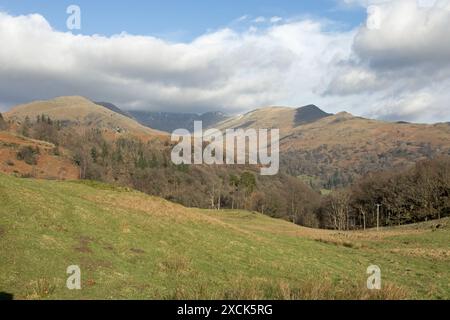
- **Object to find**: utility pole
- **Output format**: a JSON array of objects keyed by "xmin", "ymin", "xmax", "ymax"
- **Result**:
[{"xmin": 376, "ymin": 204, "xmax": 381, "ymax": 231}]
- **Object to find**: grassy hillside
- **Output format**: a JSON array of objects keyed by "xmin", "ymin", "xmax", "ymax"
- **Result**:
[
  {"xmin": 0, "ymin": 174, "xmax": 449, "ymax": 300},
  {"xmin": 5, "ymin": 96, "xmax": 165, "ymax": 139}
]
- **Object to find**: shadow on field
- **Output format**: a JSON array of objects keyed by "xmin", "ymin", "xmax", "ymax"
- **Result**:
[{"xmin": 0, "ymin": 292, "xmax": 14, "ymax": 300}]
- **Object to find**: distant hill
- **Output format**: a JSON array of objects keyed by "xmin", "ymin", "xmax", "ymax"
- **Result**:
[
  {"xmin": 129, "ymin": 110, "xmax": 230, "ymax": 133},
  {"xmin": 5, "ymin": 97, "xmax": 450, "ymax": 188},
  {"xmin": 1, "ymin": 97, "xmax": 324, "ymax": 222},
  {"xmin": 281, "ymin": 112, "xmax": 450, "ymax": 186},
  {"xmin": 5, "ymin": 96, "xmax": 165, "ymax": 138},
  {"xmin": 215, "ymin": 105, "xmax": 450, "ymax": 188},
  {"xmin": 214, "ymin": 106, "xmax": 297, "ymax": 137},
  {"xmin": 214, "ymin": 104, "xmax": 333, "ymax": 136}
]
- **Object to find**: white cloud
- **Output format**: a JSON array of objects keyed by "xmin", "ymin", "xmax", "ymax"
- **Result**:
[
  {"xmin": 253, "ymin": 16, "xmax": 266, "ymax": 23},
  {"xmin": 323, "ymin": 0, "xmax": 450, "ymax": 121},
  {"xmin": 0, "ymin": 3, "xmax": 450, "ymax": 123},
  {"xmin": 270, "ymin": 16, "xmax": 283, "ymax": 23},
  {"xmin": 0, "ymin": 12, "xmax": 352, "ymax": 115},
  {"xmin": 236, "ymin": 15, "xmax": 248, "ymax": 22}
]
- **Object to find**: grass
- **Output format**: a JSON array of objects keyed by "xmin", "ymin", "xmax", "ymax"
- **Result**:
[{"xmin": 0, "ymin": 173, "xmax": 449, "ymax": 300}]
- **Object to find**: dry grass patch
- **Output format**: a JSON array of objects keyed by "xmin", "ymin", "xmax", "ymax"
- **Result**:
[
  {"xmin": 159, "ymin": 254, "xmax": 192, "ymax": 274},
  {"xmin": 25, "ymin": 279, "xmax": 58, "ymax": 300},
  {"xmin": 205, "ymin": 277, "xmax": 409, "ymax": 300},
  {"xmin": 314, "ymin": 238, "xmax": 364, "ymax": 249},
  {"xmin": 390, "ymin": 248, "xmax": 450, "ymax": 260}
]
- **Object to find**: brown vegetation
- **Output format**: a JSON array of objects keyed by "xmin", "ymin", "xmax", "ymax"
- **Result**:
[
  {"xmin": 0, "ymin": 131, "xmax": 78, "ymax": 180},
  {"xmin": 4, "ymin": 114, "xmax": 321, "ymax": 225},
  {"xmin": 215, "ymin": 106, "xmax": 450, "ymax": 189},
  {"xmin": 3, "ymin": 98, "xmax": 450, "ymax": 229},
  {"xmin": 317, "ymin": 157, "xmax": 450, "ymax": 229}
]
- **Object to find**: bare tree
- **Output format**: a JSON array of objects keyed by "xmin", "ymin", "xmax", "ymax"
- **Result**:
[{"xmin": 328, "ymin": 190, "xmax": 351, "ymax": 230}]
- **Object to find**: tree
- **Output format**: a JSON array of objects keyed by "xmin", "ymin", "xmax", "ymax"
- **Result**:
[
  {"xmin": 356, "ymin": 205, "xmax": 367, "ymax": 230},
  {"xmin": 326, "ymin": 190, "xmax": 351, "ymax": 230},
  {"xmin": 33, "ymin": 115, "xmax": 59, "ymax": 144},
  {"xmin": 91, "ymin": 147, "xmax": 98, "ymax": 163},
  {"xmin": 21, "ymin": 116, "xmax": 31, "ymax": 137},
  {"xmin": 0, "ymin": 113, "xmax": 7, "ymax": 130},
  {"xmin": 16, "ymin": 146, "xmax": 39, "ymax": 165},
  {"xmin": 240, "ymin": 172, "xmax": 256, "ymax": 194}
]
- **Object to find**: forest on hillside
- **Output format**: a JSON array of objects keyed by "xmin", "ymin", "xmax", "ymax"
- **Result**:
[
  {"xmin": 5, "ymin": 115, "xmax": 319, "ymax": 224},
  {"xmin": 2, "ymin": 114, "xmax": 450, "ymax": 230},
  {"xmin": 316, "ymin": 157, "xmax": 450, "ymax": 229}
]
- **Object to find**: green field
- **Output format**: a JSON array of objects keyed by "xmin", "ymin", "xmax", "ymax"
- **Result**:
[{"xmin": 0, "ymin": 173, "xmax": 449, "ymax": 300}]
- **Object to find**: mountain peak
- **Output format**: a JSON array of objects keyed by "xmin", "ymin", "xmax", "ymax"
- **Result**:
[
  {"xmin": 297, "ymin": 104, "xmax": 321, "ymax": 111},
  {"xmin": 335, "ymin": 111, "xmax": 354, "ymax": 118},
  {"xmin": 52, "ymin": 96, "xmax": 92, "ymax": 104},
  {"xmin": 294, "ymin": 104, "xmax": 332, "ymax": 126}
]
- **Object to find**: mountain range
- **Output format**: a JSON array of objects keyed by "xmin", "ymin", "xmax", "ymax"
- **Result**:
[
  {"xmin": 2, "ymin": 96, "xmax": 450, "ymax": 189},
  {"xmin": 94, "ymin": 101, "xmax": 230, "ymax": 133},
  {"xmin": 210, "ymin": 103, "xmax": 450, "ymax": 187},
  {"xmin": 128, "ymin": 110, "xmax": 229, "ymax": 133}
]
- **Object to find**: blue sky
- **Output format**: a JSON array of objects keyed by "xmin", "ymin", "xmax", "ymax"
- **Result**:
[{"xmin": 0, "ymin": 0, "xmax": 365, "ymax": 40}]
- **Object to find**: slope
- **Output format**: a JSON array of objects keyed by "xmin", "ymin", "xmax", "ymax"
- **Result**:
[
  {"xmin": 0, "ymin": 131, "xmax": 79, "ymax": 180},
  {"xmin": 215, "ymin": 105, "xmax": 450, "ymax": 187},
  {"xmin": 214, "ymin": 106, "xmax": 296, "ymax": 137},
  {"xmin": 281, "ymin": 112, "xmax": 450, "ymax": 186},
  {"xmin": 214, "ymin": 105, "xmax": 332, "ymax": 137},
  {"xmin": 129, "ymin": 110, "xmax": 230, "ymax": 133},
  {"xmin": 5, "ymin": 96, "xmax": 166, "ymax": 139},
  {"xmin": 0, "ymin": 174, "xmax": 449, "ymax": 299},
  {"xmin": 94, "ymin": 102, "xmax": 134, "ymax": 119}
]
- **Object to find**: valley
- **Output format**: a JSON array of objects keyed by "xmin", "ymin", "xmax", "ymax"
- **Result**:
[
  {"xmin": 1, "ymin": 96, "xmax": 449, "ymax": 300},
  {"xmin": 1, "ymin": 96, "xmax": 449, "ymax": 229}
]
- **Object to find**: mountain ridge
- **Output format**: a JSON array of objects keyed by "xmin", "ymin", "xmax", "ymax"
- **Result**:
[
  {"xmin": 210, "ymin": 104, "xmax": 450, "ymax": 187},
  {"xmin": 129, "ymin": 109, "xmax": 230, "ymax": 133},
  {"xmin": 5, "ymin": 96, "xmax": 166, "ymax": 138},
  {"xmin": 94, "ymin": 101, "xmax": 134, "ymax": 119},
  {"xmin": 4, "ymin": 96, "xmax": 450, "ymax": 188}
]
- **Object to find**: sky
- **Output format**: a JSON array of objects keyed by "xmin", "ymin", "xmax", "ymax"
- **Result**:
[
  {"xmin": 0, "ymin": 0, "xmax": 449, "ymax": 123},
  {"xmin": 0, "ymin": 0, "xmax": 365, "ymax": 40}
]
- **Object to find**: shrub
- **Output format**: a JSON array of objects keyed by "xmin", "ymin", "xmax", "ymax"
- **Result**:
[
  {"xmin": 26, "ymin": 279, "xmax": 56, "ymax": 299},
  {"xmin": 16, "ymin": 146, "xmax": 39, "ymax": 165}
]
